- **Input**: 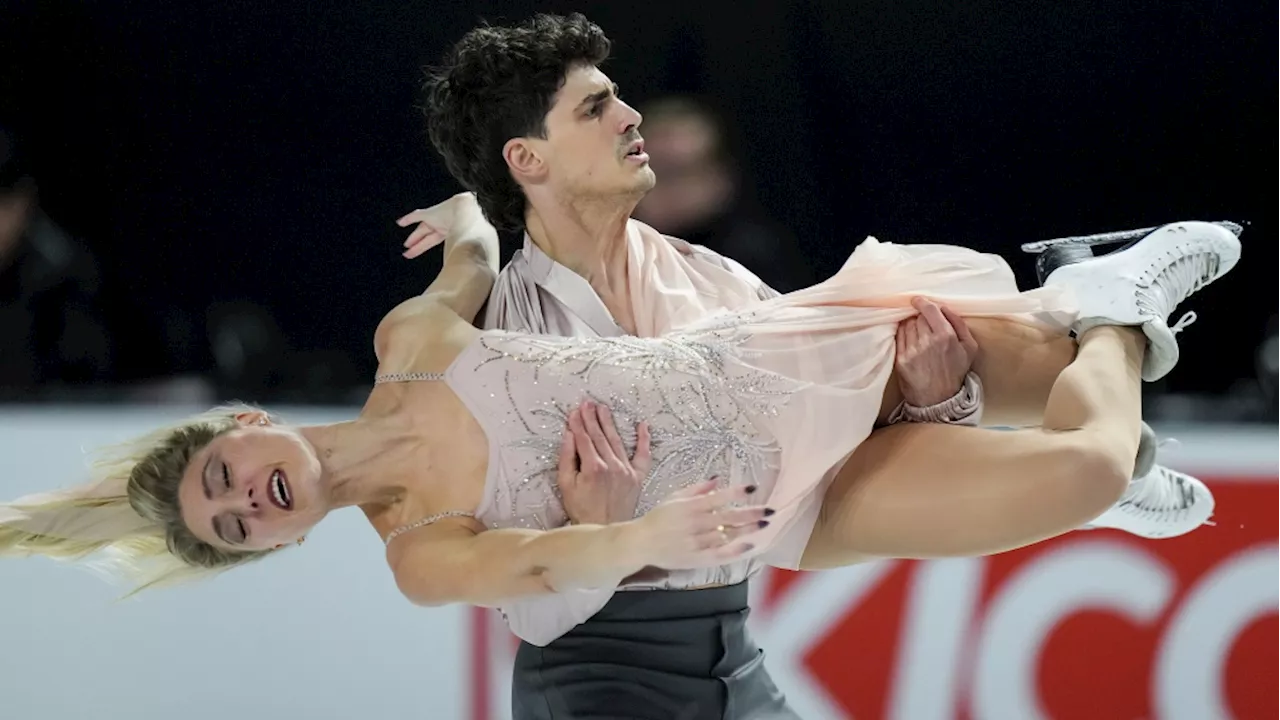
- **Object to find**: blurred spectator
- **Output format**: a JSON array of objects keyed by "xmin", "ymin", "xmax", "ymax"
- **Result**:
[
  {"xmin": 633, "ymin": 96, "xmax": 815, "ymax": 292},
  {"xmin": 206, "ymin": 300, "xmax": 289, "ymax": 400},
  {"xmin": 0, "ymin": 127, "xmax": 116, "ymax": 398}
]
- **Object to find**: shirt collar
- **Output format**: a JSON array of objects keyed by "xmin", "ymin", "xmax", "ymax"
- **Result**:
[{"xmin": 520, "ymin": 233, "xmax": 626, "ymax": 337}]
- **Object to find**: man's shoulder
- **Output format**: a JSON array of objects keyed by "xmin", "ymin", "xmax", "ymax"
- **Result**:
[
  {"xmin": 657, "ymin": 233, "xmax": 734, "ymax": 268},
  {"xmin": 495, "ymin": 245, "xmax": 531, "ymax": 274},
  {"xmin": 483, "ymin": 247, "xmax": 549, "ymax": 332},
  {"xmin": 659, "ymin": 233, "xmax": 697, "ymax": 256},
  {"xmin": 644, "ymin": 228, "xmax": 777, "ymax": 299},
  {"xmin": 660, "ymin": 233, "xmax": 757, "ymax": 277},
  {"xmin": 489, "ymin": 245, "xmax": 541, "ymax": 293}
]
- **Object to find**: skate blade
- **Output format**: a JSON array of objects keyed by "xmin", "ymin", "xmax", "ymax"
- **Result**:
[{"xmin": 1020, "ymin": 220, "xmax": 1244, "ymax": 254}]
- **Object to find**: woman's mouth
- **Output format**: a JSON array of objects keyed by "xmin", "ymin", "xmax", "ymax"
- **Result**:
[{"xmin": 268, "ymin": 469, "xmax": 293, "ymax": 511}]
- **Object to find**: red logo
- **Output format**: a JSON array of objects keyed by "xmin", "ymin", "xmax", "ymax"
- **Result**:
[{"xmin": 471, "ymin": 476, "xmax": 1278, "ymax": 720}]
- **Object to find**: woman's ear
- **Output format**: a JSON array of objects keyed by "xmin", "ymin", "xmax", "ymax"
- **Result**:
[{"xmin": 234, "ymin": 410, "xmax": 270, "ymax": 428}]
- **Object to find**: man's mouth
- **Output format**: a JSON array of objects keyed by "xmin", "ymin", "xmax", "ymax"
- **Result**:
[{"xmin": 624, "ymin": 139, "xmax": 648, "ymax": 162}]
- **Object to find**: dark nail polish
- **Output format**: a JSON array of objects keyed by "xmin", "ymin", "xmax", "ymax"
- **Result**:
[
  {"xmin": 745, "ymin": 485, "xmax": 758, "ymax": 494},
  {"xmin": 757, "ymin": 520, "xmax": 770, "ymax": 528},
  {"xmin": 763, "ymin": 508, "xmax": 775, "ymax": 517}
]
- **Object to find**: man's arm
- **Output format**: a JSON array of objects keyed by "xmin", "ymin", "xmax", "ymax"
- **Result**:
[
  {"xmin": 680, "ymin": 238, "xmax": 983, "ymax": 426},
  {"xmin": 888, "ymin": 298, "xmax": 983, "ymax": 427}
]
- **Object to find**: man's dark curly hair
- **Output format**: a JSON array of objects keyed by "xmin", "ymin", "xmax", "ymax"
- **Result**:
[{"xmin": 423, "ymin": 13, "xmax": 612, "ymax": 232}]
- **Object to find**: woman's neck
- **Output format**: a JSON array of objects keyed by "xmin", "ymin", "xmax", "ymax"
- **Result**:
[{"xmin": 298, "ymin": 417, "xmax": 417, "ymax": 510}]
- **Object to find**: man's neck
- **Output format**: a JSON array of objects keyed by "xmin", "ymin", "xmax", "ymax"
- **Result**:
[{"xmin": 524, "ymin": 198, "xmax": 634, "ymax": 296}]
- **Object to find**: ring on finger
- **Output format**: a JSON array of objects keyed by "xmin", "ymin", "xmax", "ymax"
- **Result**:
[{"xmin": 716, "ymin": 524, "xmax": 728, "ymax": 542}]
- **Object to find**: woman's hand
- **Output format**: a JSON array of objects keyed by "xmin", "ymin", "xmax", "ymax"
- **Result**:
[
  {"xmin": 397, "ymin": 192, "xmax": 493, "ymax": 259},
  {"xmin": 396, "ymin": 191, "xmax": 500, "ymax": 321},
  {"xmin": 624, "ymin": 480, "xmax": 773, "ymax": 569}
]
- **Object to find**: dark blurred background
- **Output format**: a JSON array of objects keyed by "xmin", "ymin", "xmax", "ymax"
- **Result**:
[{"xmin": 0, "ymin": 0, "xmax": 1274, "ymax": 419}]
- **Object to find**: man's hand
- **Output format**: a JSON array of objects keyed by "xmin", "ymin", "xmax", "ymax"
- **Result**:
[
  {"xmin": 558, "ymin": 400, "xmax": 652, "ymax": 526},
  {"xmin": 895, "ymin": 297, "xmax": 979, "ymax": 407}
]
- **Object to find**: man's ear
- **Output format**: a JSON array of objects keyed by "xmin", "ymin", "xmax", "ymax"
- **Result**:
[{"xmin": 504, "ymin": 137, "xmax": 547, "ymax": 183}]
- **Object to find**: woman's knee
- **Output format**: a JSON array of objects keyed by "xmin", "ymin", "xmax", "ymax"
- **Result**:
[{"xmin": 1049, "ymin": 431, "xmax": 1133, "ymax": 510}]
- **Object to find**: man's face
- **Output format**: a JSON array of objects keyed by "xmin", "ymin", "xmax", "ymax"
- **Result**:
[
  {"xmin": 0, "ymin": 188, "xmax": 32, "ymax": 263},
  {"xmin": 530, "ymin": 64, "xmax": 656, "ymax": 203}
]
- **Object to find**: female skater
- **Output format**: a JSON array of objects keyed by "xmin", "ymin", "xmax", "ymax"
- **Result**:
[{"xmin": 0, "ymin": 194, "xmax": 1238, "ymax": 635}]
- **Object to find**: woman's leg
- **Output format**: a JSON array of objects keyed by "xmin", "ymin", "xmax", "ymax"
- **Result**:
[
  {"xmin": 801, "ymin": 325, "xmax": 1143, "ymax": 569},
  {"xmin": 801, "ymin": 219, "xmax": 1239, "ymax": 567},
  {"xmin": 967, "ymin": 318, "xmax": 1078, "ymax": 427}
]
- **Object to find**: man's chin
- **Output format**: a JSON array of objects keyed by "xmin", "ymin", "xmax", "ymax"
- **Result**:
[{"xmin": 632, "ymin": 165, "xmax": 657, "ymax": 192}]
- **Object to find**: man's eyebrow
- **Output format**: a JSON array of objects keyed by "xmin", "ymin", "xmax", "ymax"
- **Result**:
[{"xmin": 577, "ymin": 84, "xmax": 618, "ymax": 110}]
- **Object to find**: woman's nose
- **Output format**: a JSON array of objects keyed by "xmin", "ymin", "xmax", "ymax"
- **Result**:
[{"xmin": 243, "ymin": 485, "xmax": 260, "ymax": 511}]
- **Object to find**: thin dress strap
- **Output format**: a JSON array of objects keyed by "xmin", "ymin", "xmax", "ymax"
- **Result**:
[
  {"xmin": 374, "ymin": 371, "xmax": 445, "ymax": 384},
  {"xmin": 384, "ymin": 510, "xmax": 476, "ymax": 545}
]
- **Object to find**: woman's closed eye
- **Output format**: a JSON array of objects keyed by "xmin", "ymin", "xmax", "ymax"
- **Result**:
[{"xmin": 217, "ymin": 514, "xmax": 248, "ymax": 545}]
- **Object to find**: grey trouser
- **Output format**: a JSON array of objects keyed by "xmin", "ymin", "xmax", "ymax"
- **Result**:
[{"xmin": 511, "ymin": 582, "xmax": 801, "ymax": 720}]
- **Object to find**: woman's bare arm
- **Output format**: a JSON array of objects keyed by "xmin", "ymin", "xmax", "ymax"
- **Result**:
[
  {"xmin": 388, "ymin": 482, "xmax": 771, "ymax": 607},
  {"xmin": 388, "ymin": 519, "xmax": 645, "ymax": 607},
  {"xmin": 398, "ymin": 192, "xmax": 500, "ymax": 323}
]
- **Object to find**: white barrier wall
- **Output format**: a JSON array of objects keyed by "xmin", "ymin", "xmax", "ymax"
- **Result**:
[{"xmin": 0, "ymin": 407, "xmax": 1275, "ymax": 720}]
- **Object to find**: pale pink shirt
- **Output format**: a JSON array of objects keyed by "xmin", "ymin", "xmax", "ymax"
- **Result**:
[
  {"xmin": 480, "ymin": 228, "xmax": 785, "ymax": 645},
  {"xmin": 483, "ymin": 232, "xmax": 780, "ymax": 337}
]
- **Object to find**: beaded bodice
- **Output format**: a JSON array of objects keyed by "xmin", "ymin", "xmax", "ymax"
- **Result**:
[{"xmin": 406, "ymin": 320, "xmax": 799, "ymax": 534}]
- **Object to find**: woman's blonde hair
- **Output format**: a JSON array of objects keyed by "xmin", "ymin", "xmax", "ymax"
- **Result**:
[{"xmin": 0, "ymin": 403, "xmax": 280, "ymax": 594}]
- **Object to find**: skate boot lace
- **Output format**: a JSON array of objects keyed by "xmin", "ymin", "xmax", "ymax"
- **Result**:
[
  {"xmin": 1135, "ymin": 250, "xmax": 1217, "ymax": 330},
  {"xmin": 1121, "ymin": 439, "xmax": 1198, "ymax": 521}
]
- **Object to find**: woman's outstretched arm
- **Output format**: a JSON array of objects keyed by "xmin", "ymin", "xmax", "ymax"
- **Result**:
[
  {"xmin": 389, "ymin": 481, "xmax": 769, "ymax": 607},
  {"xmin": 398, "ymin": 192, "xmax": 501, "ymax": 323}
]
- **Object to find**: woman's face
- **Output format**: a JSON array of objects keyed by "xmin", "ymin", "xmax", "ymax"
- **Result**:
[{"xmin": 178, "ymin": 418, "xmax": 326, "ymax": 552}]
